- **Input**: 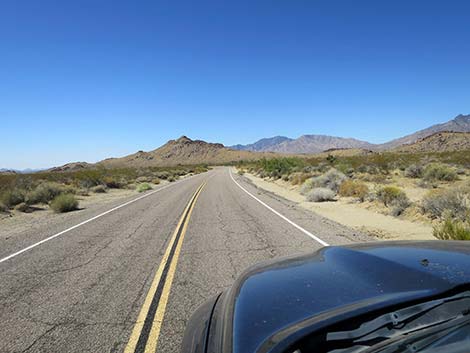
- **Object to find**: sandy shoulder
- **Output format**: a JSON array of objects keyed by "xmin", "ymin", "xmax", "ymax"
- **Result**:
[
  {"xmin": 0, "ymin": 186, "xmax": 150, "ymax": 240},
  {"xmin": 242, "ymin": 172, "xmax": 435, "ymax": 241}
]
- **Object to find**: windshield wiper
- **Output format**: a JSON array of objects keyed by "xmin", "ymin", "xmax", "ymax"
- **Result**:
[{"xmin": 326, "ymin": 291, "xmax": 470, "ymax": 352}]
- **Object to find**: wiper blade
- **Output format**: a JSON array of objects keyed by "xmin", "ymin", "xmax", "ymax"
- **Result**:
[
  {"xmin": 327, "ymin": 291, "xmax": 470, "ymax": 342},
  {"xmin": 365, "ymin": 313, "xmax": 470, "ymax": 353}
]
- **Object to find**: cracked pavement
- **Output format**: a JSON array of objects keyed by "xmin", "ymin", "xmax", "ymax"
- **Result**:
[{"xmin": 0, "ymin": 167, "xmax": 371, "ymax": 352}]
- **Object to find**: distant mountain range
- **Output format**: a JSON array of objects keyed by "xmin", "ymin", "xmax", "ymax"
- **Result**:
[
  {"xmin": 0, "ymin": 168, "xmax": 45, "ymax": 174},
  {"xmin": 19, "ymin": 113, "xmax": 470, "ymax": 173},
  {"xmin": 231, "ymin": 114, "xmax": 470, "ymax": 153}
]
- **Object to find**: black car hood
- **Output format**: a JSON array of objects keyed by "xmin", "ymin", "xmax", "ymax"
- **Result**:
[{"xmin": 217, "ymin": 241, "xmax": 470, "ymax": 353}]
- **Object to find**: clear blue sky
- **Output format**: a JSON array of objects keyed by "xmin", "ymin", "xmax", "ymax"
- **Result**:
[{"xmin": 1, "ymin": 0, "xmax": 469, "ymax": 169}]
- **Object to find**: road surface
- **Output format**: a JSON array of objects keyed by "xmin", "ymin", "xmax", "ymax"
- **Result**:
[{"xmin": 0, "ymin": 167, "xmax": 369, "ymax": 353}]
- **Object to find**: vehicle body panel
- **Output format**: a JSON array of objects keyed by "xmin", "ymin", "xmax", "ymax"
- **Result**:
[{"xmin": 181, "ymin": 241, "xmax": 470, "ymax": 353}]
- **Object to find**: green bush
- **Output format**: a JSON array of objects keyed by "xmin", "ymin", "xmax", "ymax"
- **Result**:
[
  {"xmin": 422, "ymin": 188, "xmax": 469, "ymax": 220},
  {"xmin": 339, "ymin": 180, "xmax": 369, "ymax": 201},
  {"xmin": 50, "ymin": 194, "xmax": 79, "ymax": 213},
  {"xmin": 423, "ymin": 163, "xmax": 457, "ymax": 182},
  {"xmin": 433, "ymin": 218, "xmax": 470, "ymax": 240},
  {"xmin": 1, "ymin": 189, "xmax": 25, "ymax": 208},
  {"xmin": 137, "ymin": 183, "xmax": 152, "ymax": 193},
  {"xmin": 26, "ymin": 182, "xmax": 64, "ymax": 204},
  {"xmin": 377, "ymin": 186, "xmax": 408, "ymax": 207}
]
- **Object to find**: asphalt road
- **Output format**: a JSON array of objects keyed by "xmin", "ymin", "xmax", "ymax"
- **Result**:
[{"xmin": 0, "ymin": 167, "xmax": 369, "ymax": 353}]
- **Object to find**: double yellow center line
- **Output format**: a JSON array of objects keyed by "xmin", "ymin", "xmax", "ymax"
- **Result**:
[{"xmin": 124, "ymin": 181, "xmax": 207, "ymax": 353}]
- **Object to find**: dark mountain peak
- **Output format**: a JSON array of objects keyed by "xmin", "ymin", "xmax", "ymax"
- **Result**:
[{"xmin": 175, "ymin": 135, "xmax": 192, "ymax": 143}]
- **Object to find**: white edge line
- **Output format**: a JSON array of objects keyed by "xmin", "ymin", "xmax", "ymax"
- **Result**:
[
  {"xmin": 229, "ymin": 168, "xmax": 329, "ymax": 247},
  {"xmin": 0, "ymin": 173, "xmax": 205, "ymax": 264}
]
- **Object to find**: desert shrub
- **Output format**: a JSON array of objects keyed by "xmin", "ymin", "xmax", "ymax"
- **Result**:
[
  {"xmin": 422, "ymin": 188, "xmax": 469, "ymax": 220},
  {"xmin": 390, "ymin": 196, "xmax": 411, "ymax": 217},
  {"xmin": 423, "ymin": 163, "xmax": 457, "ymax": 182},
  {"xmin": 312, "ymin": 169, "xmax": 347, "ymax": 192},
  {"xmin": 50, "ymin": 194, "xmax": 79, "ymax": 213},
  {"xmin": 237, "ymin": 170, "xmax": 245, "ymax": 176},
  {"xmin": 1, "ymin": 189, "xmax": 25, "ymax": 208},
  {"xmin": 152, "ymin": 178, "xmax": 161, "ymax": 185},
  {"xmin": 376, "ymin": 186, "xmax": 408, "ymax": 207},
  {"xmin": 137, "ymin": 183, "xmax": 152, "ymax": 192},
  {"xmin": 290, "ymin": 172, "xmax": 311, "ymax": 186},
  {"xmin": 26, "ymin": 182, "xmax": 64, "ymax": 204},
  {"xmin": 14, "ymin": 202, "xmax": 32, "ymax": 213},
  {"xmin": 456, "ymin": 168, "xmax": 467, "ymax": 175},
  {"xmin": 258, "ymin": 157, "xmax": 305, "ymax": 177},
  {"xmin": 339, "ymin": 180, "xmax": 369, "ymax": 201},
  {"xmin": 300, "ymin": 178, "xmax": 316, "ymax": 195},
  {"xmin": 167, "ymin": 176, "xmax": 176, "ymax": 183},
  {"xmin": 404, "ymin": 164, "xmax": 423, "ymax": 178},
  {"xmin": 91, "ymin": 185, "xmax": 107, "ymax": 193},
  {"xmin": 433, "ymin": 217, "xmax": 470, "ymax": 240},
  {"xmin": 306, "ymin": 188, "xmax": 336, "ymax": 202},
  {"xmin": 103, "ymin": 177, "xmax": 122, "ymax": 189},
  {"xmin": 154, "ymin": 171, "xmax": 170, "ymax": 180},
  {"xmin": 76, "ymin": 189, "xmax": 90, "ymax": 196}
]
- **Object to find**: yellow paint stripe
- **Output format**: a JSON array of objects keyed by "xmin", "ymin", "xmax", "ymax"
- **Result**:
[
  {"xmin": 144, "ymin": 182, "xmax": 206, "ymax": 353},
  {"xmin": 124, "ymin": 182, "xmax": 206, "ymax": 353}
]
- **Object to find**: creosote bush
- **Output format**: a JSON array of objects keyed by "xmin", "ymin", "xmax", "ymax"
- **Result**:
[
  {"xmin": 26, "ymin": 182, "xmax": 65, "ymax": 205},
  {"xmin": 433, "ymin": 217, "xmax": 470, "ymax": 240},
  {"xmin": 376, "ymin": 186, "xmax": 408, "ymax": 207},
  {"xmin": 50, "ymin": 194, "xmax": 79, "ymax": 213},
  {"xmin": 423, "ymin": 163, "xmax": 457, "ymax": 182},
  {"xmin": 339, "ymin": 180, "xmax": 369, "ymax": 201},
  {"xmin": 137, "ymin": 183, "xmax": 152, "ymax": 193},
  {"xmin": 152, "ymin": 178, "xmax": 161, "ymax": 185},
  {"xmin": 306, "ymin": 188, "xmax": 336, "ymax": 202},
  {"xmin": 1, "ymin": 189, "xmax": 25, "ymax": 208}
]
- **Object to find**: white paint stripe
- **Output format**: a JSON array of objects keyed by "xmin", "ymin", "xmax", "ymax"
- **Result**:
[
  {"xmin": 0, "ymin": 173, "xmax": 206, "ymax": 264},
  {"xmin": 229, "ymin": 169, "xmax": 329, "ymax": 247}
]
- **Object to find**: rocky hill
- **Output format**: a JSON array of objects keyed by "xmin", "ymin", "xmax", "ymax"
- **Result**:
[
  {"xmin": 393, "ymin": 131, "xmax": 470, "ymax": 153},
  {"xmin": 96, "ymin": 136, "xmax": 278, "ymax": 168},
  {"xmin": 378, "ymin": 114, "xmax": 470, "ymax": 150}
]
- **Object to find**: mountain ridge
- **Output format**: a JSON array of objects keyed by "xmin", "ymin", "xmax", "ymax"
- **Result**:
[{"xmin": 231, "ymin": 114, "xmax": 470, "ymax": 153}]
